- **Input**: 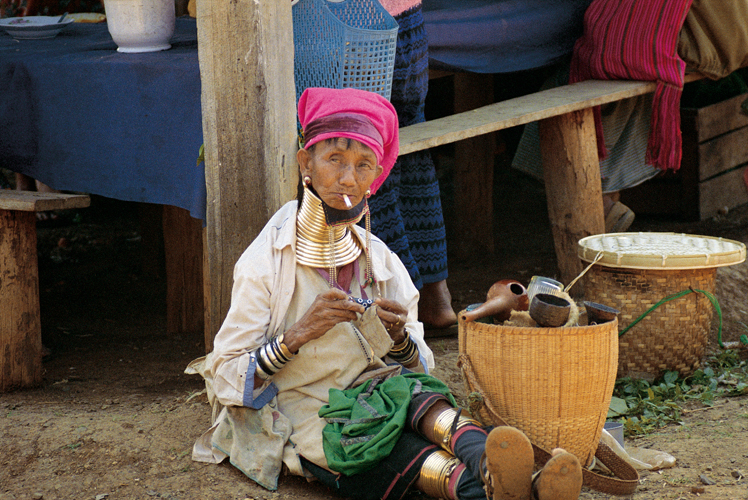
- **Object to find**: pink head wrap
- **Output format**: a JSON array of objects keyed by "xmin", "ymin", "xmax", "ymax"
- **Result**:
[{"xmin": 298, "ymin": 87, "xmax": 399, "ymax": 196}]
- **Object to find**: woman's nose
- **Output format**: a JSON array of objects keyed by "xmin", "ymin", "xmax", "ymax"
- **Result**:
[{"xmin": 338, "ymin": 163, "xmax": 356, "ymax": 185}]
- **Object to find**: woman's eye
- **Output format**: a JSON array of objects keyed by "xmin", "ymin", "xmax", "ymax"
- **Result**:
[{"xmin": 357, "ymin": 163, "xmax": 374, "ymax": 171}]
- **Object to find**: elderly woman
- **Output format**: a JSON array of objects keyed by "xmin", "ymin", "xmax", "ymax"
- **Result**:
[{"xmin": 188, "ymin": 87, "xmax": 583, "ymax": 500}]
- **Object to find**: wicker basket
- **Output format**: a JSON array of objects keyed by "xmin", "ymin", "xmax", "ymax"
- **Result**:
[
  {"xmin": 458, "ymin": 315, "xmax": 619, "ymax": 467},
  {"xmin": 578, "ymin": 232, "xmax": 746, "ymax": 380},
  {"xmin": 292, "ymin": 0, "xmax": 398, "ymax": 101}
]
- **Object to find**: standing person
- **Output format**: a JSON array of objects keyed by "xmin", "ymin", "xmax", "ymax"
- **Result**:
[
  {"xmin": 369, "ymin": 0, "xmax": 457, "ymax": 333},
  {"xmin": 187, "ymin": 87, "xmax": 583, "ymax": 500}
]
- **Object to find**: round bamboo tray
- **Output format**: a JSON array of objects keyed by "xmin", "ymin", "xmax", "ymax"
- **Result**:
[{"xmin": 458, "ymin": 314, "xmax": 618, "ymax": 467}]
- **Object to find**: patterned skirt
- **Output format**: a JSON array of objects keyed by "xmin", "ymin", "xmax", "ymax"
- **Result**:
[{"xmin": 366, "ymin": 4, "xmax": 448, "ymax": 289}]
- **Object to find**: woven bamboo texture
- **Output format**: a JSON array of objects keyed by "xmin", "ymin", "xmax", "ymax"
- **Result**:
[
  {"xmin": 458, "ymin": 315, "xmax": 618, "ymax": 467},
  {"xmin": 582, "ymin": 265, "xmax": 716, "ymax": 379}
]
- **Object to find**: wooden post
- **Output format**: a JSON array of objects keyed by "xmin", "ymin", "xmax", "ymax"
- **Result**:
[
  {"xmin": 196, "ymin": 0, "xmax": 297, "ymax": 351},
  {"xmin": 538, "ymin": 109, "xmax": 605, "ymax": 291},
  {"xmin": 453, "ymin": 72, "xmax": 496, "ymax": 257},
  {"xmin": 0, "ymin": 210, "xmax": 41, "ymax": 391}
]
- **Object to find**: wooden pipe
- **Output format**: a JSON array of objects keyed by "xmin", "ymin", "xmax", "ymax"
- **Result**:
[{"xmin": 462, "ymin": 279, "xmax": 529, "ymax": 323}]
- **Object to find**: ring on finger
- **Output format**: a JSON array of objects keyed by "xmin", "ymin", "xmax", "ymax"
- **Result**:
[{"xmin": 393, "ymin": 316, "xmax": 402, "ymax": 329}]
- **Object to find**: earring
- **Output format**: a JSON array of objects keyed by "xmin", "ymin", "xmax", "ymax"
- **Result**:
[
  {"xmin": 303, "ymin": 176, "xmax": 312, "ymax": 186},
  {"xmin": 365, "ymin": 189, "xmax": 371, "ymax": 198}
]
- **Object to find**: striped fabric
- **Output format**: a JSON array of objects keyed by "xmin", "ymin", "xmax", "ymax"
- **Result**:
[
  {"xmin": 512, "ymin": 63, "xmax": 660, "ymax": 193},
  {"xmin": 367, "ymin": 3, "xmax": 449, "ymax": 289},
  {"xmin": 570, "ymin": 0, "xmax": 693, "ymax": 171}
]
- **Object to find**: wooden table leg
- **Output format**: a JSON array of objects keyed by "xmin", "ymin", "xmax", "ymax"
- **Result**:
[
  {"xmin": 163, "ymin": 205, "xmax": 204, "ymax": 338},
  {"xmin": 0, "ymin": 210, "xmax": 42, "ymax": 391},
  {"xmin": 539, "ymin": 108, "xmax": 605, "ymax": 293}
]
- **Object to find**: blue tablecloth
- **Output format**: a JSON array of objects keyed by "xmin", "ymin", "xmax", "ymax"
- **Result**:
[
  {"xmin": 422, "ymin": 0, "xmax": 593, "ymax": 74},
  {"xmin": 0, "ymin": 18, "xmax": 205, "ymax": 220}
]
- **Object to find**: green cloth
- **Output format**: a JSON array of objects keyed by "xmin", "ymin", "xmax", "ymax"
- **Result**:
[{"xmin": 319, "ymin": 373, "xmax": 456, "ymax": 476}]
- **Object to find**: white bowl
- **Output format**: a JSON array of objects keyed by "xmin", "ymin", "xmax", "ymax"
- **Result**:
[
  {"xmin": 0, "ymin": 16, "xmax": 74, "ymax": 40},
  {"xmin": 104, "ymin": 0, "xmax": 175, "ymax": 53}
]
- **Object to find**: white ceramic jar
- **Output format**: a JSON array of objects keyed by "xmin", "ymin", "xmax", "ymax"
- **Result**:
[{"xmin": 104, "ymin": 0, "xmax": 176, "ymax": 53}]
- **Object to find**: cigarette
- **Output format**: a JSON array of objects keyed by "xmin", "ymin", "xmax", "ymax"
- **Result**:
[{"xmin": 343, "ymin": 195, "xmax": 352, "ymax": 208}]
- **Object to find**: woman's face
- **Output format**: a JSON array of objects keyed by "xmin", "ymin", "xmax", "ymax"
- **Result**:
[{"xmin": 297, "ymin": 138, "xmax": 384, "ymax": 210}]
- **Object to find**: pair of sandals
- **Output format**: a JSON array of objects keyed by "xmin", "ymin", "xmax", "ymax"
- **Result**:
[{"xmin": 481, "ymin": 426, "xmax": 583, "ymax": 500}]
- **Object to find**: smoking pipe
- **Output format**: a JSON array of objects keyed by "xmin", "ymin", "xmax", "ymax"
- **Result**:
[{"xmin": 461, "ymin": 279, "xmax": 529, "ymax": 323}]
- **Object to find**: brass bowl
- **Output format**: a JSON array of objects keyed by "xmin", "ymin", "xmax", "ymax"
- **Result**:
[{"xmin": 529, "ymin": 293, "xmax": 571, "ymax": 327}]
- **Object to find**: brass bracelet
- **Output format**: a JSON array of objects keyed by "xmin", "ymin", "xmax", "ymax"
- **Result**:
[
  {"xmin": 389, "ymin": 330, "xmax": 412, "ymax": 353},
  {"xmin": 418, "ymin": 450, "xmax": 460, "ymax": 500},
  {"xmin": 277, "ymin": 333, "xmax": 296, "ymax": 358},
  {"xmin": 432, "ymin": 408, "xmax": 483, "ymax": 453},
  {"xmin": 263, "ymin": 342, "xmax": 284, "ymax": 370},
  {"xmin": 389, "ymin": 346, "xmax": 419, "ymax": 365},
  {"xmin": 255, "ymin": 334, "xmax": 297, "ymax": 381},
  {"xmin": 269, "ymin": 338, "xmax": 291, "ymax": 364},
  {"xmin": 433, "ymin": 408, "xmax": 460, "ymax": 453}
]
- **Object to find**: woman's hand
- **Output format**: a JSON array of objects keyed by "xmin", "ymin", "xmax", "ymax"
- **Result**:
[
  {"xmin": 282, "ymin": 289, "xmax": 364, "ymax": 353},
  {"xmin": 374, "ymin": 297, "xmax": 408, "ymax": 344}
]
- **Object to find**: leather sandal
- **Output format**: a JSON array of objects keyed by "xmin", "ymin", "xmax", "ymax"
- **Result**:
[
  {"xmin": 604, "ymin": 201, "xmax": 635, "ymax": 233},
  {"xmin": 532, "ymin": 451, "xmax": 583, "ymax": 500},
  {"xmin": 481, "ymin": 426, "xmax": 534, "ymax": 500}
]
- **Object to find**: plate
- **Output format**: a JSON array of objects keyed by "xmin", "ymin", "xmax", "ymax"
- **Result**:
[
  {"xmin": 0, "ymin": 16, "xmax": 75, "ymax": 40},
  {"xmin": 67, "ymin": 12, "xmax": 106, "ymax": 23}
]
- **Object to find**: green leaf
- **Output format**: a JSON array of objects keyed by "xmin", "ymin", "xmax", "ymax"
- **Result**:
[
  {"xmin": 664, "ymin": 371, "xmax": 679, "ymax": 384},
  {"xmin": 608, "ymin": 397, "xmax": 629, "ymax": 417},
  {"xmin": 197, "ymin": 144, "xmax": 205, "ymax": 166}
]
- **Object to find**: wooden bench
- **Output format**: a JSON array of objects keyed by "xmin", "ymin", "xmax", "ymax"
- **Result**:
[
  {"xmin": 1, "ymin": 190, "xmax": 90, "ymax": 391},
  {"xmin": 399, "ymin": 74, "xmax": 703, "ymax": 288}
]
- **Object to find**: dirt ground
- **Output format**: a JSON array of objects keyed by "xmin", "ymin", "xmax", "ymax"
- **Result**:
[{"xmin": 2, "ymin": 165, "xmax": 748, "ymax": 500}]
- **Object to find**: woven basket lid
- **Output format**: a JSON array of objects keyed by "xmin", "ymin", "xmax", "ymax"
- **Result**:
[{"xmin": 578, "ymin": 232, "xmax": 746, "ymax": 269}]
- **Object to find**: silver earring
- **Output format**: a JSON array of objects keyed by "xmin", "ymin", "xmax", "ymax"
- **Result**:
[{"xmin": 365, "ymin": 189, "xmax": 371, "ymax": 198}]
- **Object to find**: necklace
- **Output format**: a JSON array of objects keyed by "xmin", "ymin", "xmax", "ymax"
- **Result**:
[{"xmin": 296, "ymin": 186, "xmax": 363, "ymax": 286}]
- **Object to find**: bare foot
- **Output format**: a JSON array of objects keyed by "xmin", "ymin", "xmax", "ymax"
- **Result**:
[{"xmin": 418, "ymin": 280, "xmax": 457, "ymax": 328}]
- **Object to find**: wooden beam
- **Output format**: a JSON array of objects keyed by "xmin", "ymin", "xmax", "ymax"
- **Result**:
[
  {"xmin": 197, "ymin": 0, "xmax": 297, "ymax": 351},
  {"xmin": 0, "ymin": 191, "xmax": 90, "ymax": 212},
  {"xmin": 400, "ymin": 79, "xmax": 655, "ymax": 155},
  {"xmin": 400, "ymin": 73, "xmax": 704, "ymax": 155}
]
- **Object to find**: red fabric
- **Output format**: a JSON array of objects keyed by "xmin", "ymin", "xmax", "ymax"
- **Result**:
[
  {"xmin": 298, "ymin": 87, "xmax": 399, "ymax": 195},
  {"xmin": 570, "ymin": 0, "xmax": 693, "ymax": 171}
]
